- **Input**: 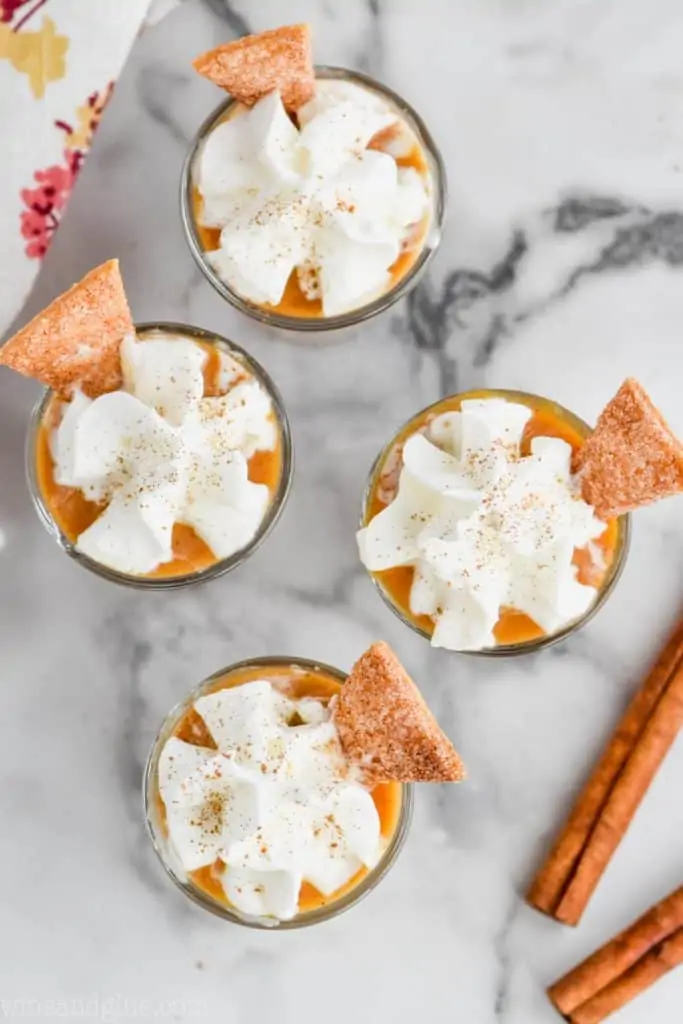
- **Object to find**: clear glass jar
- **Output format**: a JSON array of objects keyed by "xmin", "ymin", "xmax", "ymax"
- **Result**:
[
  {"xmin": 360, "ymin": 388, "xmax": 631, "ymax": 657},
  {"xmin": 180, "ymin": 66, "xmax": 447, "ymax": 336},
  {"xmin": 143, "ymin": 656, "xmax": 413, "ymax": 930},
  {"xmin": 25, "ymin": 322, "xmax": 293, "ymax": 590}
]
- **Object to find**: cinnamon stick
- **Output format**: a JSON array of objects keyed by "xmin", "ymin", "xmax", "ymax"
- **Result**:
[
  {"xmin": 527, "ymin": 617, "xmax": 683, "ymax": 925},
  {"xmin": 549, "ymin": 886, "xmax": 683, "ymax": 1023}
]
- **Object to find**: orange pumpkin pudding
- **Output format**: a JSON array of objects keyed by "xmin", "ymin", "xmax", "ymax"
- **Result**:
[
  {"xmin": 358, "ymin": 385, "xmax": 680, "ymax": 653},
  {"xmin": 0, "ymin": 260, "xmax": 290, "ymax": 582},
  {"xmin": 145, "ymin": 643, "xmax": 465, "ymax": 926},
  {"xmin": 186, "ymin": 24, "xmax": 439, "ymax": 323}
]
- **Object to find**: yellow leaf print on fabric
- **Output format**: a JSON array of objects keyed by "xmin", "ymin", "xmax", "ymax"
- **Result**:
[
  {"xmin": 0, "ymin": 24, "xmax": 12, "ymax": 59},
  {"xmin": 62, "ymin": 87, "xmax": 112, "ymax": 151},
  {"xmin": 62, "ymin": 101, "xmax": 95, "ymax": 149},
  {"xmin": 3, "ymin": 16, "xmax": 68, "ymax": 99}
]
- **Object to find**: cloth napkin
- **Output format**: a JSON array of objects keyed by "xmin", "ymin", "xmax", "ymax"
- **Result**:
[{"xmin": 0, "ymin": 0, "xmax": 154, "ymax": 336}]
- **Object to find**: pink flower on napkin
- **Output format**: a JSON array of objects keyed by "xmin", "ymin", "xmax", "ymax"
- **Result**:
[
  {"xmin": 18, "ymin": 83, "xmax": 112, "ymax": 260},
  {"xmin": 20, "ymin": 208, "xmax": 50, "ymax": 258},
  {"xmin": 20, "ymin": 151, "xmax": 79, "ymax": 258}
]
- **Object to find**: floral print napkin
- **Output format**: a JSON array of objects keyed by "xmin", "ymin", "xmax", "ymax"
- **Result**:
[{"xmin": 0, "ymin": 0, "xmax": 151, "ymax": 334}]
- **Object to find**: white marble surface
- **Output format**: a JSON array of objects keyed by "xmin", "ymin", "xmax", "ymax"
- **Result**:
[{"xmin": 2, "ymin": 1, "xmax": 683, "ymax": 1022}]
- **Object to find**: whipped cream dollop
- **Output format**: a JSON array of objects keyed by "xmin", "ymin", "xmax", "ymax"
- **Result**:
[
  {"xmin": 196, "ymin": 79, "xmax": 432, "ymax": 316},
  {"xmin": 357, "ymin": 398, "xmax": 607, "ymax": 651},
  {"xmin": 50, "ymin": 332, "xmax": 277, "ymax": 575},
  {"xmin": 158, "ymin": 680, "xmax": 382, "ymax": 922}
]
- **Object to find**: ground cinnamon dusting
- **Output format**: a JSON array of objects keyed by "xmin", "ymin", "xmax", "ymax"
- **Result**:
[
  {"xmin": 574, "ymin": 378, "xmax": 683, "ymax": 519},
  {"xmin": 333, "ymin": 642, "xmax": 466, "ymax": 783}
]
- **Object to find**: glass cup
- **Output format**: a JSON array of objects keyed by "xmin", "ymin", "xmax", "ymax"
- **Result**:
[
  {"xmin": 143, "ymin": 656, "xmax": 413, "ymax": 930},
  {"xmin": 26, "ymin": 322, "xmax": 293, "ymax": 590},
  {"xmin": 360, "ymin": 388, "xmax": 631, "ymax": 657},
  {"xmin": 180, "ymin": 66, "xmax": 447, "ymax": 336}
]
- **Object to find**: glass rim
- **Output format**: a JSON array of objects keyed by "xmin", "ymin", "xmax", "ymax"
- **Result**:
[
  {"xmin": 359, "ymin": 387, "xmax": 632, "ymax": 658},
  {"xmin": 25, "ymin": 321, "xmax": 294, "ymax": 590},
  {"xmin": 180, "ymin": 64, "xmax": 448, "ymax": 334},
  {"xmin": 143, "ymin": 655, "xmax": 414, "ymax": 930}
]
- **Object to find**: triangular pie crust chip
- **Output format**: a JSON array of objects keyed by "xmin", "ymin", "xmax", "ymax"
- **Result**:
[
  {"xmin": 574, "ymin": 379, "xmax": 683, "ymax": 520},
  {"xmin": 193, "ymin": 24, "xmax": 315, "ymax": 112},
  {"xmin": 0, "ymin": 259, "xmax": 132, "ymax": 397},
  {"xmin": 334, "ymin": 642, "xmax": 467, "ymax": 783}
]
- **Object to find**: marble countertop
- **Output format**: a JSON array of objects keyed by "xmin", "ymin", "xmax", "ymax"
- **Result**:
[{"xmin": 2, "ymin": 1, "xmax": 683, "ymax": 1021}]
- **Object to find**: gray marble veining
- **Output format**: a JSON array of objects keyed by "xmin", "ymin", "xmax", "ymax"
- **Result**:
[{"xmin": 2, "ymin": 1, "xmax": 683, "ymax": 1021}]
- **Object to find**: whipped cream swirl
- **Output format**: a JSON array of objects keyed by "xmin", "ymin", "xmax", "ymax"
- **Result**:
[
  {"xmin": 195, "ymin": 79, "xmax": 432, "ymax": 316},
  {"xmin": 158, "ymin": 680, "xmax": 382, "ymax": 922},
  {"xmin": 358, "ymin": 398, "xmax": 607, "ymax": 651},
  {"xmin": 50, "ymin": 331, "xmax": 277, "ymax": 575}
]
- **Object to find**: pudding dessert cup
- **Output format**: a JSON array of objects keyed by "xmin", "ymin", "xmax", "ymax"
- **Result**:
[
  {"xmin": 1, "ymin": 261, "xmax": 292, "ymax": 589},
  {"xmin": 359, "ymin": 389, "xmax": 635, "ymax": 657},
  {"xmin": 144, "ymin": 644, "xmax": 465, "ymax": 929},
  {"xmin": 144, "ymin": 657, "xmax": 411, "ymax": 929},
  {"xmin": 26, "ymin": 323, "xmax": 292, "ymax": 589},
  {"xmin": 182, "ymin": 24, "xmax": 446, "ymax": 334}
]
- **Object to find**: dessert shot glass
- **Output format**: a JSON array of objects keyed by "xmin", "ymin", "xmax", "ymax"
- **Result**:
[
  {"xmin": 180, "ymin": 66, "xmax": 447, "ymax": 337},
  {"xmin": 26, "ymin": 323, "xmax": 293, "ymax": 590},
  {"xmin": 360, "ymin": 388, "xmax": 631, "ymax": 657},
  {"xmin": 144, "ymin": 656, "xmax": 414, "ymax": 930}
]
